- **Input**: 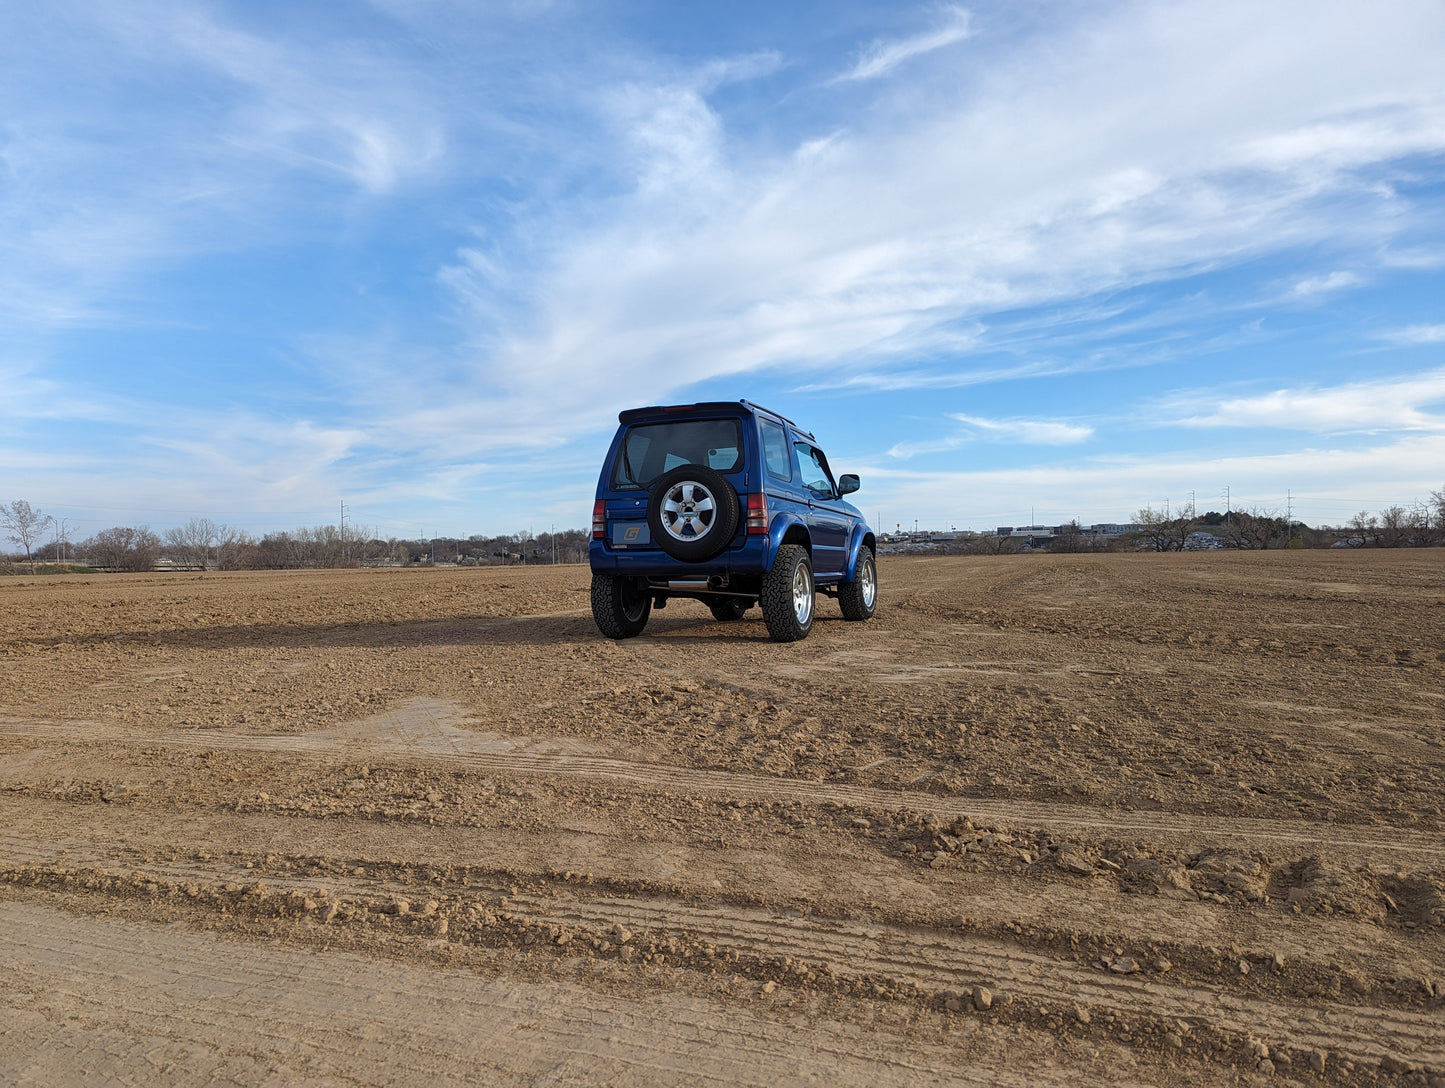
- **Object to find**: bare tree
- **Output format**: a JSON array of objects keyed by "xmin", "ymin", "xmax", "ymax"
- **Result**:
[
  {"xmin": 80, "ymin": 526, "xmax": 162, "ymax": 572},
  {"xmin": 1132, "ymin": 506, "xmax": 1199, "ymax": 551},
  {"xmin": 214, "ymin": 525, "xmax": 255, "ymax": 570},
  {"xmin": 1374, "ymin": 504, "xmax": 1433, "ymax": 548},
  {"xmin": 1, "ymin": 500, "xmax": 53, "ymax": 563},
  {"xmin": 164, "ymin": 517, "xmax": 222, "ymax": 569},
  {"xmin": 1219, "ymin": 507, "xmax": 1289, "ymax": 549}
]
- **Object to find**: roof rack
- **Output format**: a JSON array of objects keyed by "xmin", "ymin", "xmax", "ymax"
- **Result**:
[{"xmin": 738, "ymin": 399, "xmax": 813, "ymax": 439}]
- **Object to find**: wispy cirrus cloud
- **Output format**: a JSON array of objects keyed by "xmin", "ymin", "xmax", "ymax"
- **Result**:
[
  {"xmin": 951, "ymin": 414, "xmax": 1094, "ymax": 445},
  {"xmin": 451, "ymin": 0, "xmax": 1445, "ymax": 436},
  {"xmin": 1170, "ymin": 369, "xmax": 1445, "ymax": 433},
  {"xmin": 6, "ymin": 1, "xmax": 1445, "ymax": 537},
  {"xmin": 1289, "ymin": 270, "xmax": 1363, "ymax": 297},
  {"xmin": 837, "ymin": 5, "xmax": 974, "ymax": 82},
  {"xmin": 886, "ymin": 412, "xmax": 1092, "ymax": 458},
  {"xmin": 1380, "ymin": 324, "xmax": 1445, "ymax": 345},
  {"xmin": 862, "ymin": 433, "xmax": 1445, "ymax": 528}
]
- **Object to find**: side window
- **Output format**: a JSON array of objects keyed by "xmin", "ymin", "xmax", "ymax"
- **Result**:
[
  {"xmin": 794, "ymin": 442, "xmax": 834, "ymax": 495},
  {"xmin": 760, "ymin": 419, "xmax": 792, "ymax": 481}
]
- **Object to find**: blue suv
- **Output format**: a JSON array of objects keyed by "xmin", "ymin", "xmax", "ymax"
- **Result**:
[{"xmin": 589, "ymin": 400, "xmax": 877, "ymax": 642}]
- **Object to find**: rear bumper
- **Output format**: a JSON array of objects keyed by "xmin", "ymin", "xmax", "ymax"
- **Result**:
[{"xmin": 589, "ymin": 536, "xmax": 770, "ymax": 577}]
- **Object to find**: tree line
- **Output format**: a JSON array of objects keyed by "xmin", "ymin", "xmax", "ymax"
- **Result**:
[
  {"xmin": 915, "ymin": 487, "xmax": 1445, "ymax": 556},
  {"xmin": 5, "ymin": 488, "xmax": 1444, "ymax": 570},
  {"xmin": 1127, "ymin": 489, "xmax": 1445, "ymax": 552},
  {"xmin": 1, "ymin": 504, "xmax": 591, "ymax": 571}
]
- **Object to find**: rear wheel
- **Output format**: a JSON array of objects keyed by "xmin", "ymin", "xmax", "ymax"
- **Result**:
[
  {"xmin": 760, "ymin": 544, "xmax": 814, "ymax": 642},
  {"xmin": 707, "ymin": 597, "xmax": 751, "ymax": 622},
  {"xmin": 838, "ymin": 547, "xmax": 877, "ymax": 621},
  {"xmin": 591, "ymin": 574, "xmax": 651, "ymax": 639}
]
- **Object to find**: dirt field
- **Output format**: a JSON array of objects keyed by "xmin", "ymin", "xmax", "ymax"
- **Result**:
[{"xmin": 1, "ymin": 552, "xmax": 1442, "ymax": 1086}]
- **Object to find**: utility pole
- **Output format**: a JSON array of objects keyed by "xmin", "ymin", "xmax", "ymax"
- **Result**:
[
  {"xmin": 551, "ymin": 524, "xmax": 556, "ymax": 565},
  {"xmin": 1286, "ymin": 490, "xmax": 1293, "ymax": 542},
  {"xmin": 340, "ymin": 500, "xmax": 349, "ymax": 563}
]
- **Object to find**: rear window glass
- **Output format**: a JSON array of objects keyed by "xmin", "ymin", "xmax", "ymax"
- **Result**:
[
  {"xmin": 611, "ymin": 418, "xmax": 744, "ymax": 490},
  {"xmin": 760, "ymin": 419, "xmax": 792, "ymax": 480}
]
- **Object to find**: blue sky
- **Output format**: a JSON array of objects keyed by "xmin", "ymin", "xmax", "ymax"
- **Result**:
[{"xmin": 3, "ymin": 0, "xmax": 1444, "ymax": 541}]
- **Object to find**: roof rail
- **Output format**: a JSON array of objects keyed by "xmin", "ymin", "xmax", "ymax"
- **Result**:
[{"xmin": 738, "ymin": 399, "xmax": 813, "ymax": 438}]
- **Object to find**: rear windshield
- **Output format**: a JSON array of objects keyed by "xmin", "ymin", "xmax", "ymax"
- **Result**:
[{"xmin": 611, "ymin": 418, "xmax": 744, "ymax": 490}]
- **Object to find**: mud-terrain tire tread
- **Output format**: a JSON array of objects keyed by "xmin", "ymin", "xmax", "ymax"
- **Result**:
[
  {"xmin": 646, "ymin": 465, "xmax": 741, "ymax": 563},
  {"xmin": 838, "ymin": 546, "xmax": 877, "ymax": 621},
  {"xmin": 760, "ymin": 544, "xmax": 813, "ymax": 642},
  {"xmin": 591, "ymin": 574, "xmax": 651, "ymax": 639},
  {"xmin": 707, "ymin": 598, "xmax": 751, "ymax": 622}
]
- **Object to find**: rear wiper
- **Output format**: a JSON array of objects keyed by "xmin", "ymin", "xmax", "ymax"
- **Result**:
[{"xmin": 621, "ymin": 440, "xmax": 638, "ymax": 486}]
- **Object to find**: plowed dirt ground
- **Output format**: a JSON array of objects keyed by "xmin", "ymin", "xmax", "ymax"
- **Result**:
[{"xmin": 1, "ymin": 552, "xmax": 1442, "ymax": 1087}]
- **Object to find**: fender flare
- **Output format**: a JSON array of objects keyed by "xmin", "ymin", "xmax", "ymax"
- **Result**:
[
  {"xmin": 766, "ymin": 514, "xmax": 812, "ymax": 571},
  {"xmin": 844, "ymin": 528, "xmax": 877, "ymax": 581}
]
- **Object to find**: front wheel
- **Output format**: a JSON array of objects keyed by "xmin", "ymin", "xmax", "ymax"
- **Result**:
[
  {"xmin": 760, "ymin": 544, "xmax": 814, "ymax": 642},
  {"xmin": 591, "ymin": 574, "xmax": 651, "ymax": 639},
  {"xmin": 838, "ymin": 547, "xmax": 877, "ymax": 621}
]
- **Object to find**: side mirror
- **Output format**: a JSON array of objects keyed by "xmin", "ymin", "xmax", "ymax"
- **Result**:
[{"xmin": 837, "ymin": 474, "xmax": 860, "ymax": 496}]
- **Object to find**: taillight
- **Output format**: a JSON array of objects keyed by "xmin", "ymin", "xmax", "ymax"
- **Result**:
[
  {"xmin": 746, "ymin": 493, "xmax": 768, "ymax": 534},
  {"xmin": 592, "ymin": 499, "xmax": 606, "ymax": 540}
]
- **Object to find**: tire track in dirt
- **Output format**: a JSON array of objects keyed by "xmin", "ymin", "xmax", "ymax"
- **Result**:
[
  {"xmin": 4, "ymin": 706, "xmax": 1442, "ymax": 865},
  {"xmin": 5, "ymin": 900, "xmax": 1091, "ymax": 1088},
  {"xmin": 3, "ymin": 842, "xmax": 1438, "ymax": 1077}
]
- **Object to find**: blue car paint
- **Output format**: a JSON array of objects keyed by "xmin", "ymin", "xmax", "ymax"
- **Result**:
[{"xmin": 588, "ymin": 400, "xmax": 874, "ymax": 589}]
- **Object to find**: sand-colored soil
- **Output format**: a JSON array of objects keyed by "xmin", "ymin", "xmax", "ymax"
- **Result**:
[{"xmin": 1, "ymin": 552, "xmax": 1442, "ymax": 1086}]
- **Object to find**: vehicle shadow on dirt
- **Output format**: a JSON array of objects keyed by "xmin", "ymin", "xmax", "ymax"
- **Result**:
[{"xmin": 13, "ymin": 611, "xmax": 848, "ymax": 652}]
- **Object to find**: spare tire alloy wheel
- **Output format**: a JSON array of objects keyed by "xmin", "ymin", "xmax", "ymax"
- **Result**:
[{"xmin": 647, "ymin": 465, "xmax": 740, "ymax": 562}]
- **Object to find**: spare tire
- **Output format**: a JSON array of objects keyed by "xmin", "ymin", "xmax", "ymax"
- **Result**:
[{"xmin": 647, "ymin": 464, "xmax": 740, "ymax": 562}]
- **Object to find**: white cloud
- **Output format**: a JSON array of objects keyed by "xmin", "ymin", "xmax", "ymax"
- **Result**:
[
  {"xmin": 454, "ymin": 0, "xmax": 1445, "ymax": 427},
  {"xmin": 862, "ymin": 434, "xmax": 1445, "ymax": 529},
  {"xmin": 949, "ymin": 414, "xmax": 1094, "ymax": 445},
  {"xmin": 886, "ymin": 436, "xmax": 967, "ymax": 460},
  {"xmin": 1172, "ymin": 369, "xmax": 1445, "ymax": 433},
  {"xmin": 1381, "ymin": 324, "xmax": 1445, "ymax": 345},
  {"xmin": 838, "ymin": 6, "xmax": 974, "ymax": 82},
  {"xmin": 1289, "ymin": 270, "xmax": 1363, "ymax": 297}
]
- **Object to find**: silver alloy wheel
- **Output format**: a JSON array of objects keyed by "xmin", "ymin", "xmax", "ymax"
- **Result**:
[
  {"xmin": 792, "ymin": 560, "xmax": 814, "ymax": 626},
  {"xmin": 860, "ymin": 554, "xmax": 877, "ymax": 609},
  {"xmin": 659, "ymin": 480, "xmax": 717, "ymax": 541}
]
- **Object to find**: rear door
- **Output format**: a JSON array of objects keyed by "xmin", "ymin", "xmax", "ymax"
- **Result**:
[{"xmin": 604, "ymin": 415, "xmax": 748, "ymax": 554}]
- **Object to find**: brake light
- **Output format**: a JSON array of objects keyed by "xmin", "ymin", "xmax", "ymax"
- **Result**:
[
  {"xmin": 746, "ymin": 493, "xmax": 768, "ymax": 534},
  {"xmin": 592, "ymin": 499, "xmax": 606, "ymax": 540}
]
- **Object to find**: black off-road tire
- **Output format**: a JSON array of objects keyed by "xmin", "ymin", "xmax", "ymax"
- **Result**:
[
  {"xmin": 591, "ymin": 573, "xmax": 651, "ymax": 639},
  {"xmin": 838, "ymin": 546, "xmax": 878, "ymax": 621},
  {"xmin": 647, "ymin": 465, "xmax": 740, "ymax": 562},
  {"xmin": 707, "ymin": 597, "xmax": 751, "ymax": 622},
  {"xmin": 760, "ymin": 544, "xmax": 814, "ymax": 642}
]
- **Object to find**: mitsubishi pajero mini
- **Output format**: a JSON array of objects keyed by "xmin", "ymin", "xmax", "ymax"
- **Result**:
[{"xmin": 589, "ymin": 400, "xmax": 877, "ymax": 642}]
